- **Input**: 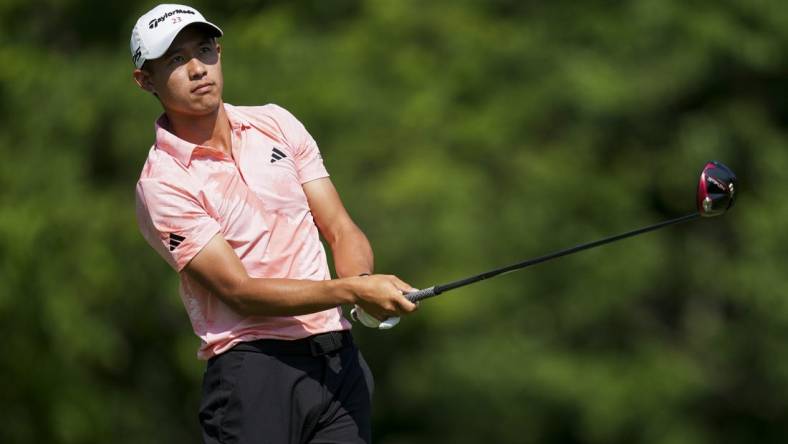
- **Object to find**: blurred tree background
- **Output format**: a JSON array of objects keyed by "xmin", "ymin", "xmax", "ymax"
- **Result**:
[{"xmin": 1, "ymin": 0, "xmax": 787, "ymax": 442}]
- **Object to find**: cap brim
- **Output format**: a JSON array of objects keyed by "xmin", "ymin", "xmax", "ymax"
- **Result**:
[{"xmin": 146, "ymin": 20, "xmax": 223, "ymax": 61}]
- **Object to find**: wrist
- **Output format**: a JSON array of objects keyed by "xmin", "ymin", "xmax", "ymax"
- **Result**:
[{"xmin": 329, "ymin": 277, "xmax": 361, "ymax": 305}]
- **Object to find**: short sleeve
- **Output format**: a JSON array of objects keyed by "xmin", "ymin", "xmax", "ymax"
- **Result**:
[
  {"xmin": 269, "ymin": 105, "xmax": 329, "ymax": 184},
  {"xmin": 136, "ymin": 178, "xmax": 222, "ymax": 271}
]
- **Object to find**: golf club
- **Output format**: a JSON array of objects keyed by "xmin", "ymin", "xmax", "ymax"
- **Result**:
[
  {"xmin": 401, "ymin": 160, "xmax": 737, "ymax": 303},
  {"xmin": 350, "ymin": 161, "xmax": 736, "ymax": 329},
  {"xmin": 351, "ymin": 161, "xmax": 736, "ymax": 328}
]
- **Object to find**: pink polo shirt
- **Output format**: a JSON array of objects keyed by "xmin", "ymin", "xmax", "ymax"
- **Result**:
[{"xmin": 135, "ymin": 103, "xmax": 351, "ymax": 360}]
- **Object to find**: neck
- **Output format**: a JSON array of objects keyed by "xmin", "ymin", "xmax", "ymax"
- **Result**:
[{"xmin": 166, "ymin": 103, "xmax": 232, "ymax": 154}]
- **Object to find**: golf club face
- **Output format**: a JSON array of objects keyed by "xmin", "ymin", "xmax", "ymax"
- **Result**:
[{"xmin": 697, "ymin": 161, "xmax": 737, "ymax": 217}]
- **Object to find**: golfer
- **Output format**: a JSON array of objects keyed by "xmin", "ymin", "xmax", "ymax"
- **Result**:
[{"xmin": 130, "ymin": 4, "xmax": 417, "ymax": 443}]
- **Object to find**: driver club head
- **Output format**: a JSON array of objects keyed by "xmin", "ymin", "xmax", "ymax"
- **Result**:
[{"xmin": 697, "ymin": 161, "xmax": 737, "ymax": 217}]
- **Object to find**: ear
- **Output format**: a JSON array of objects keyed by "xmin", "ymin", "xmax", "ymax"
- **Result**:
[{"xmin": 133, "ymin": 68, "xmax": 156, "ymax": 95}]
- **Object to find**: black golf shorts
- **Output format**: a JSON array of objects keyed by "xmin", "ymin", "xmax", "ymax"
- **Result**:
[{"xmin": 199, "ymin": 330, "xmax": 374, "ymax": 444}]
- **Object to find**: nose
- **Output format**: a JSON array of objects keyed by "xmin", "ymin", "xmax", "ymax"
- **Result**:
[{"xmin": 187, "ymin": 57, "xmax": 207, "ymax": 80}]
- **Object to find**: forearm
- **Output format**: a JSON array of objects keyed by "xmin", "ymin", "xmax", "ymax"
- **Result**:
[
  {"xmin": 302, "ymin": 178, "xmax": 374, "ymax": 277},
  {"xmin": 330, "ymin": 225, "xmax": 374, "ymax": 278},
  {"xmin": 185, "ymin": 232, "xmax": 413, "ymax": 319},
  {"xmin": 183, "ymin": 234, "xmax": 363, "ymax": 317},
  {"xmin": 224, "ymin": 276, "xmax": 360, "ymax": 317}
]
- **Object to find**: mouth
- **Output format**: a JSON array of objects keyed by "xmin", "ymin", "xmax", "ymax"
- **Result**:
[{"xmin": 191, "ymin": 82, "xmax": 214, "ymax": 94}]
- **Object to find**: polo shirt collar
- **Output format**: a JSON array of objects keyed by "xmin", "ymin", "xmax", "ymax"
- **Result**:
[
  {"xmin": 153, "ymin": 103, "xmax": 252, "ymax": 166},
  {"xmin": 154, "ymin": 114, "xmax": 197, "ymax": 166},
  {"xmin": 224, "ymin": 103, "xmax": 253, "ymax": 132}
]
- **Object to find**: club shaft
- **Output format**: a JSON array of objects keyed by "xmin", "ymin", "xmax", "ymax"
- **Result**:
[{"xmin": 420, "ymin": 212, "xmax": 701, "ymax": 300}]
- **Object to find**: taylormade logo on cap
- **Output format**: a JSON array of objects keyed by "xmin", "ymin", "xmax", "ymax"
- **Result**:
[
  {"xmin": 130, "ymin": 4, "xmax": 222, "ymax": 69},
  {"xmin": 149, "ymin": 8, "xmax": 196, "ymax": 29}
]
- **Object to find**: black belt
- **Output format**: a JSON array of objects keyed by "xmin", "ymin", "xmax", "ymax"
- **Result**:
[{"xmin": 229, "ymin": 330, "xmax": 353, "ymax": 357}]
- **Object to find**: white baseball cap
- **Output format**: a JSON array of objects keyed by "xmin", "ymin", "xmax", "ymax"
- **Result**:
[{"xmin": 130, "ymin": 4, "xmax": 222, "ymax": 69}]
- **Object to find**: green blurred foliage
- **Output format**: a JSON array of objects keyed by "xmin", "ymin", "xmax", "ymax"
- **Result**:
[{"xmin": 1, "ymin": 0, "xmax": 787, "ymax": 442}]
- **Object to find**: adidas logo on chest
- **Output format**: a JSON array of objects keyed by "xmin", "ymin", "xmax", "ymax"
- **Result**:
[{"xmin": 270, "ymin": 147, "xmax": 287, "ymax": 163}]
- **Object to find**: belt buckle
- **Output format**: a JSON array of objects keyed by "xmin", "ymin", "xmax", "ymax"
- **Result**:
[{"xmin": 309, "ymin": 332, "xmax": 342, "ymax": 356}]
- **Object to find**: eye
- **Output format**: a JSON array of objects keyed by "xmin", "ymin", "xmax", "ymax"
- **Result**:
[
  {"xmin": 200, "ymin": 45, "xmax": 213, "ymax": 54},
  {"xmin": 168, "ymin": 54, "xmax": 186, "ymax": 66}
]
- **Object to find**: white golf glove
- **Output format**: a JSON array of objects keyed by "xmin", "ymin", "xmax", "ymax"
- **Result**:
[{"xmin": 350, "ymin": 305, "xmax": 400, "ymax": 330}]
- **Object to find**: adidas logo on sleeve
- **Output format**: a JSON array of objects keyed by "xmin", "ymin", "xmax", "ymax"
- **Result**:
[{"xmin": 169, "ymin": 233, "xmax": 185, "ymax": 251}]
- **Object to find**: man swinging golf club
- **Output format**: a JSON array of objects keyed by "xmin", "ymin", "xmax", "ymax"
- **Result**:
[{"xmin": 130, "ymin": 4, "xmax": 417, "ymax": 443}]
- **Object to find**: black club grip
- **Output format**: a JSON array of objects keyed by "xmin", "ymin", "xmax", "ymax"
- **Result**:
[{"xmin": 405, "ymin": 286, "xmax": 437, "ymax": 302}]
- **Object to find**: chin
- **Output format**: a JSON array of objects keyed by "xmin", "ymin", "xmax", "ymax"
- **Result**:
[{"xmin": 187, "ymin": 98, "xmax": 222, "ymax": 116}]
